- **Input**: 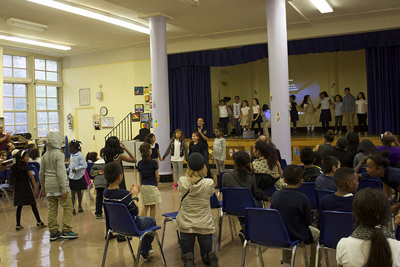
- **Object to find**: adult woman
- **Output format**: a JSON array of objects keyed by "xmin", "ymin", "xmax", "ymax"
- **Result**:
[
  {"xmin": 174, "ymin": 153, "xmax": 218, "ymax": 267},
  {"xmin": 100, "ymin": 136, "xmax": 136, "ymax": 190},
  {"xmin": 313, "ymin": 130, "xmax": 334, "ymax": 155}
]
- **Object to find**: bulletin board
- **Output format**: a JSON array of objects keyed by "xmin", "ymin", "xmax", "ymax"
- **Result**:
[{"xmin": 101, "ymin": 117, "xmax": 114, "ymax": 128}]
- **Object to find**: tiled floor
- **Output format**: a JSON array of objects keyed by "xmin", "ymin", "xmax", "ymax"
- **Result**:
[{"xmin": 0, "ymin": 168, "xmax": 336, "ymax": 266}]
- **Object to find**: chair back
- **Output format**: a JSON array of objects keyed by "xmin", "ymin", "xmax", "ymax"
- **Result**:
[
  {"xmin": 395, "ymin": 226, "xmax": 400, "ymax": 241},
  {"xmin": 219, "ymin": 171, "xmax": 229, "ymax": 193},
  {"xmin": 223, "ymin": 187, "xmax": 256, "ymax": 216},
  {"xmin": 357, "ymin": 178, "xmax": 382, "ymax": 192},
  {"xmin": 0, "ymin": 169, "xmax": 10, "ymax": 181},
  {"xmin": 210, "ymin": 192, "xmax": 221, "ymax": 209},
  {"xmin": 319, "ymin": 211, "xmax": 355, "ymax": 248},
  {"xmin": 280, "ymin": 159, "xmax": 287, "ymax": 172},
  {"xmin": 315, "ymin": 188, "xmax": 335, "ymax": 212},
  {"xmin": 299, "ymin": 182, "xmax": 317, "ymax": 210},
  {"xmin": 245, "ymin": 208, "xmax": 298, "ymax": 248},
  {"xmin": 28, "ymin": 162, "xmax": 40, "ymax": 173},
  {"xmin": 103, "ymin": 202, "xmax": 142, "ymax": 236},
  {"xmin": 263, "ymin": 183, "xmax": 277, "ymax": 198}
]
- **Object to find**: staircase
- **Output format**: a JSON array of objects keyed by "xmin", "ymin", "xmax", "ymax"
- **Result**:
[{"xmin": 104, "ymin": 113, "xmax": 134, "ymax": 142}]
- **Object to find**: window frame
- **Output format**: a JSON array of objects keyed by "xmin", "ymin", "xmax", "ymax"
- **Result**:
[{"xmin": 2, "ymin": 83, "xmax": 29, "ymax": 134}]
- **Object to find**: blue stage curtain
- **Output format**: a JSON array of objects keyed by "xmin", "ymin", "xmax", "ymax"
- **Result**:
[
  {"xmin": 366, "ymin": 46, "xmax": 400, "ymax": 134},
  {"xmin": 168, "ymin": 65, "xmax": 213, "ymax": 137}
]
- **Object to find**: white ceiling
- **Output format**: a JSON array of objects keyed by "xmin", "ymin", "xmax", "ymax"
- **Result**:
[{"xmin": 0, "ymin": 0, "xmax": 399, "ymax": 57}]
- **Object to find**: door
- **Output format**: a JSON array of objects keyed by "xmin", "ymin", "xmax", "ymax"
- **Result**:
[{"xmin": 76, "ymin": 108, "xmax": 96, "ymax": 155}]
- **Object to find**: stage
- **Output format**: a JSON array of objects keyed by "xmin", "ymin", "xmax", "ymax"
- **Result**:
[{"xmin": 187, "ymin": 134, "xmax": 382, "ymax": 165}]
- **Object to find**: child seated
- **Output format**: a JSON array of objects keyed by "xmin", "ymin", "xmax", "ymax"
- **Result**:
[
  {"xmin": 103, "ymin": 162, "xmax": 156, "ymax": 261},
  {"xmin": 270, "ymin": 165, "xmax": 320, "ymax": 267},
  {"xmin": 315, "ymin": 156, "xmax": 340, "ymax": 191},
  {"xmin": 301, "ymin": 147, "xmax": 322, "ymax": 182},
  {"xmin": 319, "ymin": 167, "xmax": 358, "ymax": 214}
]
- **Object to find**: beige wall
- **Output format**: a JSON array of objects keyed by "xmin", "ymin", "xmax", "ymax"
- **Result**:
[
  {"xmin": 210, "ymin": 49, "xmax": 367, "ymax": 129},
  {"xmin": 63, "ymin": 60, "xmax": 151, "ymax": 154}
]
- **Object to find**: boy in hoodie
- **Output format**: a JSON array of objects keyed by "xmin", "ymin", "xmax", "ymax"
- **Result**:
[
  {"xmin": 39, "ymin": 131, "xmax": 78, "ymax": 241},
  {"xmin": 90, "ymin": 157, "xmax": 107, "ymax": 219}
]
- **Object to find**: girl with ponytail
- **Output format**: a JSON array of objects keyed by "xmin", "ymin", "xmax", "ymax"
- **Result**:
[{"xmin": 336, "ymin": 188, "xmax": 400, "ymax": 266}]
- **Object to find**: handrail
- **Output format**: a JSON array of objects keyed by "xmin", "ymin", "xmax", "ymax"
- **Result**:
[{"xmin": 104, "ymin": 113, "xmax": 133, "ymax": 142}]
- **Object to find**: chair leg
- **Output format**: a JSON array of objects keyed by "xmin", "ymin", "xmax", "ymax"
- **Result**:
[
  {"xmin": 161, "ymin": 217, "xmax": 168, "ymax": 247},
  {"xmin": 0, "ymin": 188, "xmax": 11, "ymax": 205},
  {"xmin": 218, "ymin": 214, "xmax": 224, "ymax": 251},
  {"xmin": 324, "ymin": 248, "xmax": 329, "ymax": 267},
  {"xmin": 302, "ymin": 243, "xmax": 308, "ymax": 267},
  {"xmin": 257, "ymin": 246, "xmax": 264, "ymax": 267},
  {"xmin": 126, "ymin": 237, "xmax": 136, "ymax": 262},
  {"xmin": 240, "ymin": 240, "xmax": 248, "ymax": 267},
  {"xmin": 136, "ymin": 235, "xmax": 144, "ymax": 267},
  {"xmin": 154, "ymin": 232, "xmax": 167, "ymax": 266},
  {"xmin": 101, "ymin": 230, "xmax": 112, "ymax": 267},
  {"xmin": 290, "ymin": 245, "xmax": 298, "ymax": 267},
  {"xmin": 315, "ymin": 244, "xmax": 320, "ymax": 267},
  {"xmin": 175, "ymin": 230, "xmax": 181, "ymax": 251},
  {"xmin": 212, "ymin": 233, "xmax": 218, "ymax": 254},
  {"xmin": 228, "ymin": 216, "xmax": 235, "ymax": 241}
]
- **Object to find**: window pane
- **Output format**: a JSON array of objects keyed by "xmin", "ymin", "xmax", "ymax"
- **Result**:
[
  {"xmin": 47, "ymin": 98, "xmax": 58, "ymax": 110},
  {"xmin": 14, "ymin": 69, "xmax": 27, "ymax": 78},
  {"xmin": 3, "ymin": 55, "xmax": 12, "ymax": 67},
  {"xmin": 35, "ymin": 58, "xmax": 46, "ymax": 70},
  {"xmin": 47, "ymin": 86, "xmax": 57, "ymax": 97},
  {"xmin": 49, "ymin": 124, "xmax": 59, "ymax": 132},
  {"xmin": 47, "ymin": 60, "xmax": 58, "ymax": 72},
  {"xmin": 3, "ymin": 84, "xmax": 13, "ymax": 96},
  {"xmin": 37, "ymin": 112, "xmax": 48, "ymax": 124},
  {"xmin": 15, "ymin": 98, "xmax": 27, "ymax": 110},
  {"xmin": 3, "ymin": 97, "xmax": 14, "ymax": 110},
  {"xmin": 16, "ymin": 125, "xmax": 28, "ymax": 133},
  {"xmin": 35, "ymin": 70, "xmax": 45, "ymax": 80},
  {"xmin": 38, "ymin": 125, "xmax": 48, "ymax": 137},
  {"xmin": 47, "ymin": 72, "xmax": 58, "ymax": 81},
  {"xmin": 16, "ymin": 112, "xmax": 28, "ymax": 124},
  {"xmin": 49, "ymin": 112, "xmax": 59, "ymax": 123},
  {"xmin": 4, "ymin": 112, "xmax": 15, "ymax": 125},
  {"xmin": 13, "ymin": 56, "xmax": 27, "ymax": 68},
  {"xmin": 5, "ymin": 125, "xmax": 15, "ymax": 133},
  {"xmin": 3, "ymin": 67, "xmax": 12, "ymax": 77},
  {"xmin": 14, "ymin": 84, "xmax": 26, "ymax": 97},
  {"xmin": 36, "ymin": 86, "xmax": 46, "ymax": 97},
  {"xmin": 36, "ymin": 98, "xmax": 47, "ymax": 110}
]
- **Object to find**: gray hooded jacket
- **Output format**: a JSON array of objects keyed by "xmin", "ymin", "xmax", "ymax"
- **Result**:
[{"xmin": 39, "ymin": 131, "xmax": 70, "ymax": 194}]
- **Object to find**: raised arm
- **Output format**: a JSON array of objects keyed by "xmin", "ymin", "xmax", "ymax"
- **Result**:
[{"xmin": 119, "ymin": 142, "xmax": 137, "ymax": 163}]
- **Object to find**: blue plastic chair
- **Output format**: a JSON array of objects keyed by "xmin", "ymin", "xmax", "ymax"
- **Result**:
[
  {"xmin": 241, "ymin": 208, "xmax": 308, "ymax": 267},
  {"xmin": 28, "ymin": 162, "xmax": 40, "ymax": 173},
  {"xmin": 357, "ymin": 178, "xmax": 382, "ymax": 192},
  {"xmin": 101, "ymin": 202, "xmax": 166, "ymax": 267},
  {"xmin": 218, "ymin": 171, "xmax": 230, "ymax": 198},
  {"xmin": 218, "ymin": 187, "xmax": 256, "ymax": 250},
  {"xmin": 262, "ymin": 183, "xmax": 277, "ymax": 200},
  {"xmin": 316, "ymin": 211, "xmax": 355, "ymax": 267},
  {"xmin": 315, "ymin": 188, "xmax": 335, "ymax": 212},
  {"xmin": 280, "ymin": 159, "xmax": 287, "ymax": 172},
  {"xmin": 299, "ymin": 182, "xmax": 317, "ymax": 211},
  {"xmin": 396, "ymin": 226, "xmax": 400, "ymax": 241}
]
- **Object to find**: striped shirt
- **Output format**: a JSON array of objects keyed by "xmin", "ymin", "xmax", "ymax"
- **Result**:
[{"xmin": 103, "ymin": 188, "xmax": 138, "ymax": 217}]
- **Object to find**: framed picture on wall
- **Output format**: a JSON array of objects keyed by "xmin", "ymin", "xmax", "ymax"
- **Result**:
[
  {"xmin": 135, "ymin": 104, "xmax": 144, "ymax": 113},
  {"xmin": 141, "ymin": 122, "xmax": 150, "ymax": 129},
  {"xmin": 79, "ymin": 88, "xmax": 90, "ymax": 106},
  {"xmin": 134, "ymin": 86, "xmax": 144, "ymax": 95},
  {"xmin": 140, "ymin": 113, "xmax": 149, "ymax": 122},
  {"xmin": 131, "ymin": 113, "xmax": 140, "ymax": 122}
]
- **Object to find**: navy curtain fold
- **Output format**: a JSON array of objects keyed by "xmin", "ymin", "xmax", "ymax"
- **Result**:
[
  {"xmin": 366, "ymin": 46, "xmax": 400, "ymax": 134},
  {"xmin": 168, "ymin": 65, "xmax": 213, "ymax": 137}
]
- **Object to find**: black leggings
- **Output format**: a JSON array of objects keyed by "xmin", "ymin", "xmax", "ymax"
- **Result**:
[
  {"xmin": 357, "ymin": 113, "xmax": 368, "ymax": 132},
  {"xmin": 16, "ymin": 205, "xmax": 41, "ymax": 226},
  {"xmin": 321, "ymin": 121, "xmax": 330, "ymax": 132},
  {"xmin": 252, "ymin": 121, "xmax": 262, "ymax": 134},
  {"xmin": 71, "ymin": 190, "xmax": 83, "ymax": 208}
]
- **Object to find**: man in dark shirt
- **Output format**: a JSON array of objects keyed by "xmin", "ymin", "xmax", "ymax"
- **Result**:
[
  {"xmin": 321, "ymin": 137, "xmax": 353, "ymax": 168},
  {"xmin": 194, "ymin": 118, "xmax": 211, "ymax": 177},
  {"xmin": 271, "ymin": 165, "xmax": 320, "ymax": 267}
]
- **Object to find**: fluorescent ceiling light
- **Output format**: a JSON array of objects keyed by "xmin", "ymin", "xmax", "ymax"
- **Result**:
[
  {"xmin": 26, "ymin": 0, "xmax": 150, "ymax": 34},
  {"xmin": 7, "ymin": 18, "xmax": 48, "ymax": 32},
  {"xmin": 0, "ymin": 34, "xmax": 71, "ymax": 50},
  {"xmin": 310, "ymin": 0, "xmax": 333, "ymax": 13},
  {"xmin": 179, "ymin": 0, "xmax": 199, "ymax": 7}
]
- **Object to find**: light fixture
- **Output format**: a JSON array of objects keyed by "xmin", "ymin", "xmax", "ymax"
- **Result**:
[
  {"xmin": 26, "ymin": 0, "xmax": 150, "ymax": 34},
  {"xmin": 0, "ymin": 34, "xmax": 71, "ymax": 50},
  {"xmin": 310, "ymin": 0, "xmax": 333, "ymax": 13},
  {"xmin": 179, "ymin": 0, "xmax": 199, "ymax": 7},
  {"xmin": 7, "ymin": 18, "xmax": 48, "ymax": 32}
]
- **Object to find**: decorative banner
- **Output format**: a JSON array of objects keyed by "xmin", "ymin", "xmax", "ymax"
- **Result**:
[
  {"xmin": 134, "ymin": 86, "xmax": 143, "ymax": 95},
  {"xmin": 140, "ymin": 113, "xmax": 150, "ymax": 122},
  {"xmin": 246, "ymin": 149, "xmax": 250, "ymax": 156},
  {"xmin": 144, "ymin": 86, "xmax": 149, "ymax": 94},
  {"xmin": 295, "ymin": 147, "xmax": 299, "ymax": 156},
  {"xmin": 155, "ymin": 120, "xmax": 158, "ymax": 128},
  {"xmin": 131, "ymin": 113, "xmax": 140, "ymax": 122},
  {"xmin": 234, "ymin": 149, "xmax": 239, "ymax": 153},
  {"xmin": 270, "ymin": 93, "xmax": 273, "ymax": 102},
  {"xmin": 145, "ymin": 95, "xmax": 150, "ymax": 103},
  {"xmin": 135, "ymin": 104, "xmax": 144, "ymax": 113},
  {"xmin": 229, "ymin": 149, "xmax": 233, "ymax": 157},
  {"xmin": 209, "ymin": 149, "xmax": 213, "ymax": 155},
  {"xmin": 275, "ymin": 112, "xmax": 281, "ymax": 122},
  {"xmin": 167, "ymin": 115, "xmax": 170, "ymax": 124}
]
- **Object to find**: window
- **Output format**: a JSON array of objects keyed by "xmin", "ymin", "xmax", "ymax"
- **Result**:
[
  {"xmin": 3, "ymin": 54, "xmax": 27, "ymax": 78},
  {"xmin": 3, "ymin": 83, "xmax": 28, "ymax": 133},
  {"xmin": 36, "ymin": 85, "xmax": 60, "ymax": 137},
  {"xmin": 35, "ymin": 58, "xmax": 58, "ymax": 81}
]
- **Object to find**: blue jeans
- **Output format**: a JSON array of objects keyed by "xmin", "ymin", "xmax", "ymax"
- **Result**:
[
  {"xmin": 135, "ymin": 216, "xmax": 156, "ymax": 253},
  {"xmin": 180, "ymin": 232, "xmax": 212, "ymax": 259},
  {"xmin": 234, "ymin": 118, "xmax": 242, "ymax": 136}
]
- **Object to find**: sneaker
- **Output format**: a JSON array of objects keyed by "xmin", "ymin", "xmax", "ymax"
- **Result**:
[
  {"xmin": 339, "ymin": 130, "xmax": 342, "ymax": 135},
  {"xmin": 50, "ymin": 231, "xmax": 61, "ymax": 241},
  {"xmin": 334, "ymin": 130, "xmax": 337, "ymax": 134},
  {"xmin": 72, "ymin": 209, "xmax": 76, "ymax": 215},
  {"xmin": 172, "ymin": 182, "xmax": 178, "ymax": 189},
  {"xmin": 183, "ymin": 252, "xmax": 194, "ymax": 267},
  {"xmin": 140, "ymin": 249, "xmax": 154, "ymax": 262},
  {"xmin": 61, "ymin": 231, "xmax": 78, "ymax": 239},
  {"xmin": 15, "ymin": 226, "xmax": 24, "ymax": 231},
  {"xmin": 203, "ymin": 251, "xmax": 218, "ymax": 267},
  {"xmin": 95, "ymin": 214, "xmax": 102, "ymax": 219},
  {"xmin": 307, "ymin": 130, "xmax": 311, "ymax": 136},
  {"xmin": 37, "ymin": 222, "xmax": 47, "ymax": 228},
  {"xmin": 78, "ymin": 206, "xmax": 83, "ymax": 213},
  {"xmin": 117, "ymin": 235, "xmax": 132, "ymax": 242}
]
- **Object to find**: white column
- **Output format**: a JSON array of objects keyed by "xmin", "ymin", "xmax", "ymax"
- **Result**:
[
  {"xmin": 149, "ymin": 16, "xmax": 172, "ymax": 176},
  {"xmin": 266, "ymin": 0, "xmax": 291, "ymax": 163}
]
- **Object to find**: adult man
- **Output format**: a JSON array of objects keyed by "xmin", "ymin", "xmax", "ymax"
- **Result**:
[
  {"xmin": 341, "ymin": 87, "xmax": 355, "ymax": 133},
  {"xmin": 194, "ymin": 118, "xmax": 211, "ymax": 177},
  {"xmin": 0, "ymin": 126, "xmax": 12, "ymax": 152},
  {"xmin": 377, "ymin": 131, "xmax": 400, "ymax": 166},
  {"xmin": 232, "ymin": 96, "xmax": 242, "ymax": 137}
]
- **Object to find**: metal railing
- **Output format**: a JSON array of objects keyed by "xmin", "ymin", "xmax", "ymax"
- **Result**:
[{"xmin": 104, "ymin": 113, "xmax": 133, "ymax": 142}]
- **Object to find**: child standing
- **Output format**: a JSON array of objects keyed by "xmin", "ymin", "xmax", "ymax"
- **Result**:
[
  {"xmin": 355, "ymin": 92, "xmax": 368, "ymax": 135},
  {"xmin": 162, "ymin": 129, "xmax": 188, "ymax": 189},
  {"xmin": 39, "ymin": 131, "xmax": 77, "ymax": 241},
  {"xmin": 232, "ymin": 95, "xmax": 242, "ymax": 136},
  {"xmin": 333, "ymin": 95, "xmax": 343, "ymax": 135},
  {"xmin": 239, "ymin": 100, "xmax": 251, "ymax": 131},
  {"xmin": 315, "ymin": 92, "xmax": 332, "ymax": 133},
  {"xmin": 189, "ymin": 132, "xmax": 204, "ymax": 156},
  {"xmin": 138, "ymin": 143, "xmax": 161, "ymax": 218},
  {"xmin": 11, "ymin": 150, "xmax": 46, "ymax": 231},
  {"xmin": 144, "ymin": 133, "xmax": 163, "ymax": 163},
  {"xmin": 300, "ymin": 95, "xmax": 316, "ymax": 136},
  {"xmin": 67, "ymin": 140, "xmax": 87, "ymax": 215},
  {"xmin": 213, "ymin": 128, "xmax": 226, "ymax": 187},
  {"xmin": 216, "ymin": 99, "xmax": 229, "ymax": 137},
  {"xmin": 251, "ymin": 98, "xmax": 263, "ymax": 135},
  {"xmin": 289, "ymin": 95, "xmax": 299, "ymax": 135},
  {"xmin": 90, "ymin": 157, "xmax": 106, "ymax": 219}
]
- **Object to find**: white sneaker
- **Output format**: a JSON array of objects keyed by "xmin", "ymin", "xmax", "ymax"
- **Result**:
[
  {"xmin": 334, "ymin": 130, "xmax": 337, "ymax": 134},
  {"xmin": 339, "ymin": 130, "xmax": 342, "ymax": 134}
]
